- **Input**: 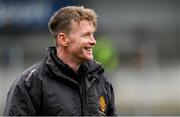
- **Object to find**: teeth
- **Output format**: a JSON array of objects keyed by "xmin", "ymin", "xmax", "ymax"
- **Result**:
[{"xmin": 85, "ymin": 47, "xmax": 92, "ymax": 51}]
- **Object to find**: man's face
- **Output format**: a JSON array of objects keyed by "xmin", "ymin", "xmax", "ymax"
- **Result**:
[{"xmin": 67, "ymin": 20, "xmax": 96, "ymax": 63}]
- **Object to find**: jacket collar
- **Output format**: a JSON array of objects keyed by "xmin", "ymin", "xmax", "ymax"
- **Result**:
[{"xmin": 45, "ymin": 47, "xmax": 104, "ymax": 83}]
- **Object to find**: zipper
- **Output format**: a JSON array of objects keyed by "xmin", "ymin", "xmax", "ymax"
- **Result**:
[
  {"xmin": 79, "ymin": 84, "xmax": 87, "ymax": 116},
  {"xmin": 79, "ymin": 76, "xmax": 87, "ymax": 116},
  {"xmin": 79, "ymin": 85, "xmax": 84, "ymax": 115},
  {"xmin": 79, "ymin": 74, "xmax": 98, "ymax": 115}
]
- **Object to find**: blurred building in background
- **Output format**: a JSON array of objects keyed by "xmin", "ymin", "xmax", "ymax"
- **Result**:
[{"xmin": 0, "ymin": 0, "xmax": 180, "ymax": 115}]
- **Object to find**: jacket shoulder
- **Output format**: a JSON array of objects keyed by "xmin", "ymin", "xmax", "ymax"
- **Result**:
[
  {"xmin": 4, "ymin": 61, "xmax": 44, "ymax": 115},
  {"xmin": 12, "ymin": 60, "xmax": 44, "ymax": 92},
  {"xmin": 21, "ymin": 61, "xmax": 43, "ymax": 77}
]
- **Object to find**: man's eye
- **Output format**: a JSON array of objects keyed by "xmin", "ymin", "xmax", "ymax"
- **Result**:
[{"xmin": 82, "ymin": 35, "xmax": 88, "ymax": 38}]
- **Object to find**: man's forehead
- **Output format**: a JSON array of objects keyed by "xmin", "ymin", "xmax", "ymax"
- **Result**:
[{"xmin": 71, "ymin": 20, "xmax": 95, "ymax": 32}]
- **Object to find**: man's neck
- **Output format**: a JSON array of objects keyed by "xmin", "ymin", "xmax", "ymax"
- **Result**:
[{"xmin": 56, "ymin": 47, "xmax": 81, "ymax": 72}]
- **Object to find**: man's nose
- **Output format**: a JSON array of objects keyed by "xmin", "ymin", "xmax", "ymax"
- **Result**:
[{"xmin": 89, "ymin": 35, "xmax": 96, "ymax": 45}]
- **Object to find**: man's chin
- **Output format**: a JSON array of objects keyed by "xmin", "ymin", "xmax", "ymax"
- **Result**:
[
  {"xmin": 87, "ymin": 56, "xmax": 94, "ymax": 60},
  {"xmin": 83, "ymin": 56, "xmax": 94, "ymax": 61}
]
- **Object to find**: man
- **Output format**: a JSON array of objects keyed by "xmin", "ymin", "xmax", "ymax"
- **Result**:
[{"xmin": 4, "ymin": 6, "xmax": 116, "ymax": 116}]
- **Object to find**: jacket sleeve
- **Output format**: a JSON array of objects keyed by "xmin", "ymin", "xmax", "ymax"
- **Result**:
[
  {"xmin": 103, "ymin": 76, "xmax": 117, "ymax": 116},
  {"xmin": 3, "ymin": 69, "xmax": 41, "ymax": 116},
  {"xmin": 106, "ymin": 83, "xmax": 117, "ymax": 116}
]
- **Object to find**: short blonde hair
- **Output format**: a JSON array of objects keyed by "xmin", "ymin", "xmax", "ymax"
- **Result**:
[{"xmin": 48, "ymin": 6, "xmax": 98, "ymax": 39}]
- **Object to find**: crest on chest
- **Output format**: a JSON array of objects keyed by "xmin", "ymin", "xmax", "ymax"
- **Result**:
[{"xmin": 99, "ymin": 95, "xmax": 107, "ymax": 113}]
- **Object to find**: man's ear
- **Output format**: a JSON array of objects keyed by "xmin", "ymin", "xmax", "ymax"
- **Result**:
[{"xmin": 57, "ymin": 33, "xmax": 69, "ymax": 46}]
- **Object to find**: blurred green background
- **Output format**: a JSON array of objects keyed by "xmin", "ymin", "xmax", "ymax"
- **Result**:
[{"xmin": 0, "ymin": 0, "xmax": 180, "ymax": 115}]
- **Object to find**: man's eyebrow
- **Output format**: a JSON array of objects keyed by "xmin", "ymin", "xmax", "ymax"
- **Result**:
[
  {"xmin": 83, "ymin": 30, "xmax": 95, "ymax": 34},
  {"xmin": 81, "ymin": 31, "xmax": 90, "ymax": 35},
  {"xmin": 82, "ymin": 31, "xmax": 94, "ymax": 35}
]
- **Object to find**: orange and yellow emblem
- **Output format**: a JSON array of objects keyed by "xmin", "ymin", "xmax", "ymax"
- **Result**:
[{"xmin": 99, "ymin": 96, "xmax": 107, "ymax": 112}]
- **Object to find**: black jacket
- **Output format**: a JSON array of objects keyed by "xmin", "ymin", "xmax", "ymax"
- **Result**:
[{"xmin": 4, "ymin": 47, "xmax": 116, "ymax": 116}]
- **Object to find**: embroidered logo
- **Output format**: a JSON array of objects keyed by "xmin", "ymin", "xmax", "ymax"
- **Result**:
[
  {"xmin": 99, "ymin": 96, "xmax": 106, "ymax": 112},
  {"xmin": 25, "ymin": 69, "xmax": 36, "ymax": 81}
]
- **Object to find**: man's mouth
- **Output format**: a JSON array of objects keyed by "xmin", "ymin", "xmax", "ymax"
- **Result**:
[{"xmin": 84, "ymin": 47, "xmax": 92, "ymax": 51}]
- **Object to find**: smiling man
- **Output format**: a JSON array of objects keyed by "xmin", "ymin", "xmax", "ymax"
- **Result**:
[{"xmin": 4, "ymin": 6, "xmax": 117, "ymax": 116}]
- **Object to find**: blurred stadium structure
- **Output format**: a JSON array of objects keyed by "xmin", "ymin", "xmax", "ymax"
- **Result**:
[{"xmin": 0, "ymin": 0, "xmax": 180, "ymax": 115}]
